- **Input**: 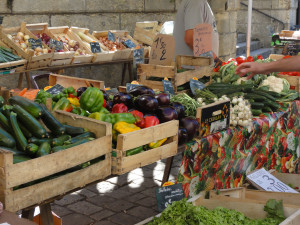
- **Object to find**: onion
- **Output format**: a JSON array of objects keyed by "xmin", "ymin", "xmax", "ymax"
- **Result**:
[
  {"xmin": 17, "ymin": 32, "xmax": 24, "ymax": 39},
  {"xmin": 24, "ymin": 35, "xmax": 30, "ymax": 40}
]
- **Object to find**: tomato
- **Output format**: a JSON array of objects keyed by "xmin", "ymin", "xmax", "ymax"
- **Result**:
[
  {"xmin": 235, "ymin": 57, "xmax": 244, "ymax": 65},
  {"xmin": 257, "ymin": 55, "xmax": 263, "ymax": 60},
  {"xmin": 246, "ymin": 56, "xmax": 254, "ymax": 62}
]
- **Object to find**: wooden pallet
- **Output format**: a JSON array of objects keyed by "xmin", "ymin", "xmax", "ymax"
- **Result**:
[
  {"xmin": 26, "ymin": 23, "xmax": 75, "ymax": 67},
  {"xmin": 49, "ymin": 73, "xmax": 105, "ymax": 90},
  {"xmin": 137, "ymin": 55, "xmax": 213, "ymax": 93},
  {"xmin": 133, "ymin": 21, "xmax": 162, "ymax": 46},
  {"xmin": 0, "ymin": 22, "xmax": 54, "ymax": 70},
  {"xmin": 112, "ymin": 120, "xmax": 179, "ymax": 175},
  {"xmin": 48, "ymin": 26, "xmax": 94, "ymax": 64},
  {"xmin": 0, "ymin": 110, "xmax": 112, "ymax": 212},
  {"xmin": 136, "ymin": 194, "xmax": 300, "ymax": 225}
]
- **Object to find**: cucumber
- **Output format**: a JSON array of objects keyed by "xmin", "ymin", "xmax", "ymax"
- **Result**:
[
  {"xmin": 64, "ymin": 132, "xmax": 96, "ymax": 145},
  {"xmin": 250, "ymin": 102, "xmax": 264, "ymax": 109},
  {"xmin": 10, "ymin": 112, "xmax": 27, "ymax": 152},
  {"xmin": 12, "ymin": 104, "xmax": 47, "ymax": 139},
  {"xmin": 26, "ymin": 143, "xmax": 39, "ymax": 156},
  {"xmin": 28, "ymin": 137, "xmax": 52, "ymax": 145},
  {"xmin": 251, "ymin": 109, "xmax": 262, "ymax": 116},
  {"xmin": 52, "ymin": 135, "xmax": 71, "ymax": 147},
  {"xmin": 52, "ymin": 137, "xmax": 94, "ymax": 153},
  {"xmin": 13, "ymin": 155, "xmax": 32, "ymax": 164},
  {"xmin": 8, "ymin": 96, "xmax": 43, "ymax": 118},
  {"xmin": 37, "ymin": 142, "xmax": 51, "ymax": 157},
  {"xmin": 254, "ymin": 90, "xmax": 276, "ymax": 101},
  {"xmin": 265, "ymin": 99, "xmax": 280, "ymax": 111},
  {"xmin": 264, "ymin": 90, "xmax": 281, "ymax": 98},
  {"xmin": 244, "ymin": 94, "xmax": 267, "ymax": 102},
  {"xmin": 64, "ymin": 124, "xmax": 86, "ymax": 136},
  {"xmin": 40, "ymin": 105, "xmax": 65, "ymax": 136}
]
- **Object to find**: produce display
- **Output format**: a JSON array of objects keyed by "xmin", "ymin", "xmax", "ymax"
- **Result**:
[
  {"xmin": 35, "ymin": 33, "xmax": 64, "ymax": 53},
  {"xmin": 76, "ymin": 31, "xmax": 109, "ymax": 52},
  {"xmin": 56, "ymin": 34, "xmax": 89, "ymax": 56},
  {"xmin": 0, "ymin": 46, "xmax": 22, "ymax": 64},
  {"xmin": 96, "ymin": 36, "xmax": 127, "ymax": 51}
]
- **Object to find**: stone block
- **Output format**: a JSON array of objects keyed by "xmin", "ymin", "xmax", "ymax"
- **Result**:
[
  {"xmin": 93, "ymin": 221, "xmax": 116, "ymax": 225},
  {"xmin": 145, "ymin": 0, "xmax": 175, "ymax": 12},
  {"xmin": 214, "ymin": 12, "xmax": 231, "ymax": 33},
  {"xmin": 252, "ymin": 10, "xmax": 272, "ymax": 24},
  {"xmin": 138, "ymin": 196, "xmax": 157, "ymax": 207},
  {"xmin": 272, "ymin": 0, "xmax": 290, "ymax": 10},
  {"xmin": 51, "ymin": 14, "xmax": 120, "ymax": 32},
  {"xmin": 229, "ymin": 11, "xmax": 238, "ymax": 33},
  {"xmin": 227, "ymin": 0, "xmax": 241, "ymax": 11},
  {"xmin": 86, "ymin": 181, "xmax": 117, "ymax": 194},
  {"xmin": 67, "ymin": 201, "xmax": 103, "ymax": 215},
  {"xmin": 51, "ymin": 204, "xmax": 72, "ymax": 217},
  {"xmin": 90, "ymin": 209, "xmax": 115, "ymax": 221},
  {"xmin": 104, "ymin": 199, "xmax": 135, "ymax": 212},
  {"xmin": 61, "ymin": 213, "xmax": 94, "ymax": 225},
  {"xmin": 87, "ymin": 196, "xmax": 117, "ymax": 207},
  {"xmin": 86, "ymin": 0, "xmax": 144, "ymax": 12},
  {"xmin": 108, "ymin": 212, "xmax": 140, "ymax": 225},
  {"xmin": 218, "ymin": 33, "xmax": 236, "ymax": 57},
  {"xmin": 74, "ymin": 188, "xmax": 97, "ymax": 198},
  {"xmin": 127, "ymin": 206, "xmax": 157, "ymax": 220},
  {"xmin": 12, "ymin": 0, "xmax": 86, "ymax": 13},
  {"xmin": 0, "ymin": 1, "xmax": 10, "ymax": 13},
  {"xmin": 252, "ymin": 0, "xmax": 272, "ymax": 9},
  {"xmin": 55, "ymin": 193, "xmax": 85, "ymax": 206},
  {"xmin": 270, "ymin": 10, "xmax": 290, "ymax": 23},
  {"xmin": 210, "ymin": 0, "xmax": 228, "ymax": 13},
  {"xmin": 2, "ymin": 15, "xmax": 50, "ymax": 28}
]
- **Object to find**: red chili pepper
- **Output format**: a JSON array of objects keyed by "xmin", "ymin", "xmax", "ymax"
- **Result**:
[
  {"xmin": 68, "ymin": 93, "xmax": 76, "ymax": 98},
  {"xmin": 257, "ymin": 55, "xmax": 263, "ymax": 60},
  {"xmin": 183, "ymin": 183, "xmax": 190, "ymax": 197},
  {"xmin": 129, "ymin": 110, "xmax": 145, "ymax": 128},
  {"xmin": 144, "ymin": 116, "xmax": 159, "ymax": 128},
  {"xmin": 102, "ymin": 99, "xmax": 107, "ymax": 108},
  {"xmin": 111, "ymin": 103, "xmax": 128, "ymax": 113}
]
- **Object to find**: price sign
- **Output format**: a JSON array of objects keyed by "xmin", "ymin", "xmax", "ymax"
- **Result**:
[
  {"xmin": 90, "ymin": 42, "xmax": 101, "ymax": 53},
  {"xmin": 193, "ymin": 24, "xmax": 212, "ymax": 57},
  {"xmin": 133, "ymin": 48, "xmax": 145, "ymax": 65},
  {"xmin": 162, "ymin": 78, "xmax": 175, "ymax": 95},
  {"xmin": 190, "ymin": 78, "xmax": 205, "ymax": 95},
  {"xmin": 28, "ymin": 38, "xmax": 43, "ymax": 50},
  {"xmin": 149, "ymin": 34, "xmax": 175, "ymax": 66},
  {"xmin": 108, "ymin": 31, "xmax": 115, "ymax": 42},
  {"xmin": 46, "ymin": 84, "xmax": 65, "ymax": 95},
  {"xmin": 247, "ymin": 168, "xmax": 298, "ymax": 193},
  {"xmin": 155, "ymin": 183, "xmax": 185, "ymax": 212},
  {"xmin": 123, "ymin": 39, "xmax": 136, "ymax": 48},
  {"xmin": 49, "ymin": 39, "xmax": 63, "ymax": 51},
  {"xmin": 126, "ymin": 83, "xmax": 142, "ymax": 92}
]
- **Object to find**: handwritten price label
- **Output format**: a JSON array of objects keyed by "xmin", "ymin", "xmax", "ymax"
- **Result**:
[
  {"xmin": 149, "ymin": 34, "xmax": 175, "ymax": 66},
  {"xmin": 193, "ymin": 24, "xmax": 212, "ymax": 57}
]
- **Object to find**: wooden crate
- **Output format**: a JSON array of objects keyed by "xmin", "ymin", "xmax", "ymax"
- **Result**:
[
  {"xmin": 133, "ymin": 21, "xmax": 162, "ymax": 46},
  {"xmin": 0, "ymin": 22, "xmax": 54, "ymax": 70},
  {"xmin": 70, "ymin": 27, "xmax": 115, "ymax": 63},
  {"xmin": 137, "ymin": 55, "xmax": 213, "ymax": 92},
  {"xmin": 277, "ymin": 74, "xmax": 300, "ymax": 93},
  {"xmin": 112, "ymin": 120, "xmax": 179, "ymax": 175},
  {"xmin": 48, "ymin": 26, "xmax": 94, "ymax": 64},
  {"xmin": 26, "ymin": 23, "xmax": 75, "ymax": 67},
  {"xmin": 49, "ymin": 73, "xmax": 105, "ymax": 90},
  {"xmin": 269, "ymin": 54, "xmax": 285, "ymax": 60},
  {"xmin": 0, "ymin": 110, "xmax": 112, "ymax": 212},
  {"xmin": 136, "ymin": 194, "xmax": 300, "ymax": 225}
]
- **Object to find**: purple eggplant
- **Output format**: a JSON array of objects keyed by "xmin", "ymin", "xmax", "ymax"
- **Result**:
[
  {"xmin": 76, "ymin": 87, "xmax": 87, "ymax": 97},
  {"xmin": 156, "ymin": 106, "xmax": 178, "ymax": 123},
  {"xmin": 178, "ymin": 128, "xmax": 189, "ymax": 145},
  {"xmin": 155, "ymin": 93, "xmax": 170, "ymax": 106},
  {"xmin": 113, "ymin": 92, "xmax": 132, "ymax": 106},
  {"xmin": 135, "ymin": 94, "xmax": 158, "ymax": 112},
  {"xmin": 101, "ymin": 90, "xmax": 108, "ymax": 101},
  {"xmin": 180, "ymin": 117, "xmax": 199, "ymax": 141},
  {"xmin": 129, "ymin": 86, "xmax": 155, "ymax": 97},
  {"xmin": 106, "ymin": 101, "xmax": 114, "ymax": 112},
  {"xmin": 171, "ymin": 102, "xmax": 185, "ymax": 119}
]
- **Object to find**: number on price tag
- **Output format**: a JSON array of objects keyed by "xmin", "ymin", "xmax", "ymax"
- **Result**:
[
  {"xmin": 90, "ymin": 42, "xmax": 101, "ymax": 53},
  {"xmin": 193, "ymin": 24, "xmax": 212, "ymax": 57}
]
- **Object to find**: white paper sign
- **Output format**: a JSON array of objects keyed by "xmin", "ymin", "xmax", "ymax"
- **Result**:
[{"xmin": 247, "ymin": 168, "xmax": 298, "ymax": 193}]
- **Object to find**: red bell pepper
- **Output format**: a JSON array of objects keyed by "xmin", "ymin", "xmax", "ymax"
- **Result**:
[
  {"xmin": 144, "ymin": 116, "xmax": 159, "ymax": 128},
  {"xmin": 102, "ymin": 99, "xmax": 107, "ymax": 108},
  {"xmin": 112, "ymin": 103, "xmax": 128, "ymax": 113},
  {"xmin": 129, "ymin": 110, "xmax": 145, "ymax": 128}
]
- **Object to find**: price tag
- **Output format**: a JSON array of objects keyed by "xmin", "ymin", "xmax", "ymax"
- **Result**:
[
  {"xmin": 162, "ymin": 78, "xmax": 175, "ymax": 95},
  {"xmin": 133, "ymin": 48, "xmax": 145, "ymax": 65},
  {"xmin": 123, "ymin": 39, "xmax": 136, "ymax": 48},
  {"xmin": 190, "ymin": 78, "xmax": 205, "ymax": 95},
  {"xmin": 49, "ymin": 39, "xmax": 64, "ymax": 51},
  {"xmin": 126, "ymin": 83, "xmax": 141, "ymax": 92},
  {"xmin": 155, "ymin": 183, "xmax": 185, "ymax": 212},
  {"xmin": 193, "ymin": 24, "xmax": 212, "ymax": 57},
  {"xmin": 0, "ymin": 16, "xmax": 3, "ymax": 25},
  {"xmin": 46, "ymin": 84, "xmax": 65, "ymax": 95},
  {"xmin": 28, "ymin": 38, "xmax": 43, "ymax": 50},
  {"xmin": 90, "ymin": 42, "xmax": 101, "ymax": 53},
  {"xmin": 149, "ymin": 34, "xmax": 175, "ymax": 66},
  {"xmin": 108, "ymin": 31, "xmax": 115, "ymax": 42},
  {"xmin": 247, "ymin": 168, "xmax": 298, "ymax": 193}
]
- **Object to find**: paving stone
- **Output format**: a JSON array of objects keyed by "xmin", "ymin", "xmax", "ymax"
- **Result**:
[
  {"xmin": 87, "ymin": 195, "xmax": 117, "ymax": 207},
  {"xmin": 90, "ymin": 209, "xmax": 115, "ymax": 221},
  {"xmin": 93, "ymin": 221, "xmax": 118, "ymax": 225},
  {"xmin": 61, "ymin": 213, "xmax": 94, "ymax": 225},
  {"xmin": 108, "ymin": 212, "xmax": 140, "ymax": 225},
  {"xmin": 144, "ymin": 162, "xmax": 166, "ymax": 171},
  {"xmin": 67, "ymin": 201, "xmax": 103, "ymax": 215},
  {"xmin": 130, "ymin": 167, "xmax": 157, "ymax": 178},
  {"xmin": 104, "ymin": 187, "xmax": 134, "ymax": 199},
  {"xmin": 127, "ymin": 206, "xmax": 157, "ymax": 220},
  {"xmin": 122, "ymin": 192, "xmax": 147, "ymax": 203},
  {"xmin": 86, "ymin": 181, "xmax": 117, "ymax": 194},
  {"xmin": 138, "ymin": 196, "xmax": 157, "ymax": 207},
  {"xmin": 105, "ymin": 174, "xmax": 132, "ymax": 186},
  {"xmin": 50, "ymin": 204, "xmax": 72, "ymax": 217},
  {"xmin": 131, "ymin": 177, "xmax": 160, "ymax": 188},
  {"xmin": 55, "ymin": 193, "xmax": 84, "ymax": 206},
  {"xmin": 140, "ymin": 187, "xmax": 157, "ymax": 197},
  {"xmin": 104, "ymin": 199, "xmax": 135, "ymax": 212},
  {"xmin": 74, "ymin": 188, "xmax": 97, "ymax": 198}
]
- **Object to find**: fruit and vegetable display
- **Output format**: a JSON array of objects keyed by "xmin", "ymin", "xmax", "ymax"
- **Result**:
[
  {"xmin": 35, "ymin": 33, "xmax": 65, "ymax": 53},
  {"xmin": 56, "ymin": 34, "xmax": 89, "ymax": 56},
  {"xmin": 75, "ymin": 31, "xmax": 109, "ymax": 53},
  {"xmin": 148, "ymin": 198, "xmax": 286, "ymax": 225},
  {"xmin": 95, "ymin": 33, "xmax": 137, "ymax": 51}
]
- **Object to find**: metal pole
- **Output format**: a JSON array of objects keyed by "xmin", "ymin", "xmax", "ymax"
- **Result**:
[{"xmin": 246, "ymin": 0, "xmax": 253, "ymax": 57}]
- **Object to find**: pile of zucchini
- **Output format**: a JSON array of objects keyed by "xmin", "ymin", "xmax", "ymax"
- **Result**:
[
  {"xmin": 0, "ymin": 46, "xmax": 22, "ymax": 63},
  {"xmin": 0, "ymin": 96, "xmax": 96, "ymax": 164}
]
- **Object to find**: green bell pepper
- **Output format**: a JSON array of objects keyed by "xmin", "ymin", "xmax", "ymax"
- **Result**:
[
  {"xmin": 89, "ymin": 112, "xmax": 113, "ymax": 123},
  {"xmin": 34, "ymin": 90, "xmax": 52, "ymax": 105},
  {"xmin": 53, "ymin": 97, "xmax": 69, "ymax": 110},
  {"xmin": 126, "ymin": 146, "xmax": 144, "ymax": 156},
  {"xmin": 111, "ymin": 113, "xmax": 135, "ymax": 124},
  {"xmin": 71, "ymin": 107, "xmax": 89, "ymax": 116},
  {"xmin": 79, "ymin": 87, "xmax": 104, "ymax": 113},
  {"xmin": 67, "ymin": 86, "xmax": 75, "ymax": 94}
]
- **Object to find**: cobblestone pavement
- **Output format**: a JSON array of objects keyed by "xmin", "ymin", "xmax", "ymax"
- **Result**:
[{"xmin": 50, "ymin": 154, "xmax": 182, "ymax": 225}]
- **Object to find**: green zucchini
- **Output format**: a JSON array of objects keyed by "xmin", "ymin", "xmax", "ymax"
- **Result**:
[
  {"xmin": 64, "ymin": 124, "xmax": 86, "ymax": 136},
  {"xmin": 40, "ymin": 105, "xmax": 65, "ymax": 136},
  {"xmin": 8, "ymin": 96, "xmax": 43, "ymax": 118},
  {"xmin": 13, "ymin": 155, "xmax": 32, "ymax": 164},
  {"xmin": 265, "ymin": 99, "xmax": 280, "ymax": 111},
  {"xmin": 12, "ymin": 104, "xmax": 47, "ymax": 139},
  {"xmin": 52, "ymin": 135, "xmax": 71, "ymax": 147},
  {"xmin": 10, "ymin": 112, "xmax": 27, "ymax": 152},
  {"xmin": 18, "ymin": 122, "xmax": 33, "ymax": 139},
  {"xmin": 28, "ymin": 137, "xmax": 52, "ymax": 145},
  {"xmin": 0, "ymin": 126, "xmax": 15, "ymax": 148},
  {"xmin": 254, "ymin": 90, "xmax": 276, "ymax": 101},
  {"xmin": 26, "ymin": 143, "xmax": 39, "ymax": 156},
  {"xmin": 250, "ymin": 102, "xmax": 264, "ymax": 109},
  {"xmin": 36, "ymin": 142, "xmax": 51, "ymax": 157},
  {"xmin": 251, "ymin": 109, "xmax": 262, "ymax": 116},
  {"xmin": 64, "ymin": 132, "xmax": 96, "ymax": 145},
  {"xmin": 0, "ymin": 111, "xmax": 13, "ymax": 133},
  {"xmin": 52, "ymin": 137, "xmax": 94, "ymax": 153},
  {"xmin": 244, "ymin": 94, "xmax": 267, "ymax": 102}
]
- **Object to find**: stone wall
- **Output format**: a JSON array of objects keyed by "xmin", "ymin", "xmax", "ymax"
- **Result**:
[
  {"xmin": 237, "ymin": 0, "xmax": 298, "ymax": 48},
  {"xmin": 0, "ymin": 0, "xmax": 239, "ymax": 89}
]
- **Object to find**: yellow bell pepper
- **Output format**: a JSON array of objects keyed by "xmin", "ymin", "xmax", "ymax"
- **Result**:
[
  {"xmin": 148, "ymin": 138, "xmax": 167, "ymax": 149},
  {"xmin": 67, "ymin": 97, "xmax": 80, "ymax": 107},
  {"xmin": 113, "ymin": 121, "xmax": 140, "ymax": 134}
]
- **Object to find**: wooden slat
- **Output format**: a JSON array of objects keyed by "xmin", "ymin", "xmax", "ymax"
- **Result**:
[
  {"xmin": 281, "ymin": 210, "xmax": 300, "ymax": 225},
  {"xmin": 175, "ymin": 65, "xmax": 214, "ymax": 86},
  {"xmin": 138, "ymin": 64, "xmax": 175, "ymax": 78},
  {"xmin": 271, "ymin": 172, "xmax": 300, "ymax": 188},
  {"xmin": 134, "ymin": 26, "xmax": 157, "ymax": 46},
  {"xmin": 116, "ymin": 120, "xmax": 178, "ymax": 151},
  {"xmin": 0, "ymin": 59, "xmax": 27, "ymax": 69},
  {"xmin": 138, "ymin": 80, "xmax": 165, "ymax": 91},
  {"xmin": 50, "ymin": 58, "xmax": 73, "ymax": 66},
  {"xmin": 176, "ymin": 55, "xmax": 212, "ymax": 68}
]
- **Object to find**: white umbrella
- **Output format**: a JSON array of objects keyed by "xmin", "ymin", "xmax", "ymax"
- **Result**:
[{"xmin": 246, "ymin": 0, "xmax": 253, "ymax": 57}]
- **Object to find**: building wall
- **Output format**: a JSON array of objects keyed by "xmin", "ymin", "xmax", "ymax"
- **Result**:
[{"xmin": 0, "ymin": 0, "xmax": 239, "ymax": 89}]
